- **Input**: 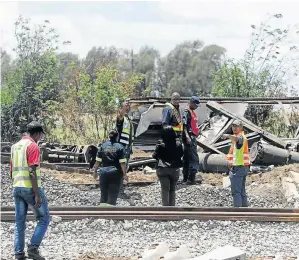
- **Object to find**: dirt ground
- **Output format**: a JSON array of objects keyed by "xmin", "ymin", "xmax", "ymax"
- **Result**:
[
  {"xmin": 46, "ymin": 169, "xmax": 158, "ymax": 184},
  {"xmin": 199, "ymin": 164, "xmax": 299, "ymax": 187},
  {"xmin": 45, "ymin": 164, "xmax": 299, "ymax": 193},
  {"xmin": 131, "ymin": 149, "xmax": 152, "ymax": 159}
]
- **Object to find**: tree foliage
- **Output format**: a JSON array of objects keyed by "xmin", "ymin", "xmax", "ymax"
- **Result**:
[
  {"xmin": 162, "ymin": 41, "xmax": 226, "ymax": 96},
  {"xmin": 1, "ymin": 16, "xmax": 64, "ymax": 141},
  {"xmin": 78, "ymin": 66, "xmax": 144, "ymax": 138},
  {"xmin": 2, "ymin": 14, "xmax": 298, "ymax": 143},
  {"xmin": 212, "ymin": 13, "xmax": 299, "ymax": 98}
]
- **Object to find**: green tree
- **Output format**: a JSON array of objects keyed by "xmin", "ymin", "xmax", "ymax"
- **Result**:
[
  {"xmin": 162, "ymin": 40, "xmax": 226, "ymax": 96},
  {"xmin": 1, "ymin": 16, "xmax": 67, "ymax": 141},
  {"xmin": 79, "ymin": 66, "xmax": 143, "ymax": 138}
]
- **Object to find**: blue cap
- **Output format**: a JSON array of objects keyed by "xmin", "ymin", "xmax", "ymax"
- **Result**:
[{"xmin": 191, "ymin": 96, "xmax": 200, "ymax": 105}]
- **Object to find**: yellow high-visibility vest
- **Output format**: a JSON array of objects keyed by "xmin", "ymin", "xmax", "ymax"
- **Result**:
[
  {"xmin": 11, "ymin": 138, "xmax": 41, "ymax": 188},
  {"xmin": 119, "ymin": 116, "xmax": 134, "ymax": 147},
  {"xmin": 165, "ymin": 102, "xmax": 183, "ymax": 132}
]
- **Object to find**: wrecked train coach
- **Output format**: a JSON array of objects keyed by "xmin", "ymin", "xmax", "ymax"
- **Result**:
[{"xmin": 128, "ymin": 97, "xmax": 299, "ymax": 172}]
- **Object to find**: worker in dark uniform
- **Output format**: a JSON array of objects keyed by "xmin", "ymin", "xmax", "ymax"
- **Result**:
[
  {"xmin": 182, "ymin": 96, "xmax": 200, "ymax": 184},
  {"xmin": 93, "ymin": 129, "xmax": 128, "ymax": 206},
  {"xmin": 162, "ymin": 92, "xmax": 183, "ymax": 138}
]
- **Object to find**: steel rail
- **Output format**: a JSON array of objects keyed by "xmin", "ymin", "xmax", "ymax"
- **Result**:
[{"xmin": 2, "ymin": 207, "xmax": 299, "ymax": 222}]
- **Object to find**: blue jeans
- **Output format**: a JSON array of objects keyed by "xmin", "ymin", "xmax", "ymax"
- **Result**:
[
  {"xmin": 229, "ymin": 166, "xmax": 249, "ymax": 207},
  {"xmin": 13, "ymin": 187, "xmax": 50, "ymax": 257}
]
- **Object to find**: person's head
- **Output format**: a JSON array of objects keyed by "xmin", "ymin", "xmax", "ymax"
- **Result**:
[
  {"xmin": 122, "ymin": 101, "xmax": 131, "ymax": 115},
  {"xmin": 231, "ymin": 119, "xmax": 243, "ymax": 134},
  {"xmin": 27, "ymin": 121, "xmax": 45, "ymax": 142},
  {"xmin": 171, "ymin": 92, "xmax": 180, "ymax": 107},
  {"xmin": 108, "ymin": 129, "xmax": 119, "ymax": 142},
  {"xmin": 189, "ymin": 96, "xmax": 200, "ymax": 110}
]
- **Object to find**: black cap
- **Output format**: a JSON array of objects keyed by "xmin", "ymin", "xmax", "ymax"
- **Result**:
[{"xmin": 27, "ymin": 121, "xmax": 45, "ymax": 134}]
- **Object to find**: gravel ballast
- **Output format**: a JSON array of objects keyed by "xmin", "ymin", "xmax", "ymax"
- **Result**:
[
  {"xmin": 1, "ymin": 163, "xmax": 299, "ymax": 259},
  {"xmin": 1, "ymin": 219, "xmax": 299, "ymax": 259},
  {"xmin": 0, "ymin": 164, "xmax": 294, "ymax": 208}
]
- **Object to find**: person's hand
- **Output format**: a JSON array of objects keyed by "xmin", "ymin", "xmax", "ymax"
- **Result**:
[
  {"xmin": 122, "ymin": 103, "xmax": 130, "ymax": 112},
  {"xmin": 92, "ymin": 169, "xmax": 98, "ymax": 180},
  {"xmin": 222, "ymin": 134, "xmax": 229, "ymax": 140},
  {"xmin": 123, "ymin": 175, "xmax": 128, "ymax": 185},
  {"xmin": 186, "ymin": 136, "xmax": 191, "ymax": 144},
  {"xmin": 35, "ymin": 194, "xmax": 42, "ymax": 208}
]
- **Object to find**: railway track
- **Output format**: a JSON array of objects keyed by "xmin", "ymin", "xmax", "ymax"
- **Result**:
[{"xmin": 2, "ymin": 206, "xmax": 299, "ymax": 222}]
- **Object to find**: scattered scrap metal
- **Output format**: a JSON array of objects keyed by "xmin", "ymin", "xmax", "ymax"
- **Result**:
[
  {"xmin": 196, "ymin": 101, "xmax": 299, "ymax": 173},
  {"xmin": 1, "ymin": 97, "xmax": 299, "ymax": 175}
]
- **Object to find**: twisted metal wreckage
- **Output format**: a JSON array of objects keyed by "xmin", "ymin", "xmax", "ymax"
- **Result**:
[{"xmin": 1, "ymin": 97, "xmax": 299, "ymax": 174}]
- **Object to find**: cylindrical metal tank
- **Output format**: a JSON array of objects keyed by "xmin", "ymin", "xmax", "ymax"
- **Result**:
[
  {"xmin": 198, "ymin": 153, "xmax": 229, "ymax": 173},
  {"xmin": 250, "ymin": 141, "xmax": 299, "ymax": 166}
]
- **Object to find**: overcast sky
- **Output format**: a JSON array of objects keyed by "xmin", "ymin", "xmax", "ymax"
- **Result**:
[{"xmin": 0, "ymin": 0, "xmax": 298, "ymax": 61}]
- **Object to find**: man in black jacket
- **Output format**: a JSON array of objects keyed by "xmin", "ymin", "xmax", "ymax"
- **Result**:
[{"xmin": 152, "ymin": 128, "xmax": 183, "ymax": 206}]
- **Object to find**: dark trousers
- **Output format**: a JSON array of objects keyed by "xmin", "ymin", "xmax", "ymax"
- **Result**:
[
  {"xmin": 229, "ymin": 166, "xmax": 249, "ymax": 207},
  {"xmin": 157, "ymin": 168, "xmax": 180, "ymax": 206},
  {"xmin": 119, "ymin": 146, "xmax": 131, "ymax": 196},
  {"xmin": 183, "ymin": 135, "xmax": 199, "ymax": 182},
  {"xmin": 99, "ymin": 171, "xmax": 122, "ymax": 205}
]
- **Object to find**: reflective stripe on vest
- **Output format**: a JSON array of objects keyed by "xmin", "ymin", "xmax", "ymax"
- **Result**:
[
  {"xmin": 119, "ymin": 116, "xmax": 134, "ymax": 147},
  {"xmin": 226, "ymin": 131, "xmax": 250, "ymax": 166},
  {"xmin": 187, "ymin": 108, "xmax": 199, "ymax": 136},
  {"xmin": 165, "ymin": 102, "xmax": 183, "ymax": 132},
  {"xmin": 11, "ymin": 138, "xmax": 41, "ymax": 188}
]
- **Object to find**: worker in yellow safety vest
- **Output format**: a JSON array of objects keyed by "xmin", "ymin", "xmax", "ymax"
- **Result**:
[
  {"xmin": 222, "ymin": 119, "xmax": 250, "ymax": 207},
  {"xmin": 116, "ymin": 101, "xmax": 134, "ymax": 173},
  {"xmin": 10, "ymin": 121, "xmax": 50, "ymax": 260},
  {"xmin": 162, "ymin": 92, "xmax": 183, "ymax": 138}
]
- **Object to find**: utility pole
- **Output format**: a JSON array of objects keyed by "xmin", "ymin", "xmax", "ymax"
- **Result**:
[{"xmin": 131, "ymin": 49, "xmax": 134, "ymax": 72}]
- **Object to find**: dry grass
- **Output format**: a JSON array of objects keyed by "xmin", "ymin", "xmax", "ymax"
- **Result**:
[{"xmin": 44, "ymin": 169, "xmax": 158, "ymax": 184}]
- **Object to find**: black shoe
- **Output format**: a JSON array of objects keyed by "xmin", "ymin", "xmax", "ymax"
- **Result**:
[
  {"xmin": 27, "ymin": 247, "xmax": 45, "ymax": 260},
  {"xmin": 15, "ymin": 254, "xmax": 27, "ymax": 260}
]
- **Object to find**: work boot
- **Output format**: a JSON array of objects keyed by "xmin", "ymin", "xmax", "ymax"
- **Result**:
[
  {"xmin": 15, "ymin": 253, "xmax": 27, "ymax": 260},
  {"xmin": 187, "ymin": 174, "xmax": 196, "ymax": 185},
  {"xmin": 27, "ymin": 247, "xmax": 45, "ymax": 260}
]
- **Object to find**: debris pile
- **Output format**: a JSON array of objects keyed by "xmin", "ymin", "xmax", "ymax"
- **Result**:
[{"xmin": 196, "ymin": 101, "xmax": 299, "ymax": 173}]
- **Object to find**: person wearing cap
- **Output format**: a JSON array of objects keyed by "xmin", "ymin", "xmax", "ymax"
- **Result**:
[
  {"xmin": 162, "ymin": 92, "xmax": 183, "ymax": 138},
  {"xmin": 182, "ymin": 96, "xmax": 201, "ymax": 184},
  {"xmin": 222, "ymin": 119, "xmax": 250, "ymax": 207},
  {"xmin": 93, "ymin": 129, "xmax": 128, "ymax": 206},
  {"xmin": 10, "ymin": 121, "xmax": 50, "ymax": 260}
]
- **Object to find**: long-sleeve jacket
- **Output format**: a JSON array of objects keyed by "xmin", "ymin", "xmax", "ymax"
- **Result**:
[{"xmin": 152, "ymin": 139, "xmax": 183, "ymax": 168}]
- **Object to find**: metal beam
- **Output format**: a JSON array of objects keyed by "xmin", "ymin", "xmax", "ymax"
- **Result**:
[{"xmin": 206, "ymin": 101, "xmax": 288, "ymax": 149}]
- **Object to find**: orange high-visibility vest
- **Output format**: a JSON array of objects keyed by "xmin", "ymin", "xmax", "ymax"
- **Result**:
[{"xmin": 226, "ymin": 131, "xmax": 250, "ymax": 166}]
